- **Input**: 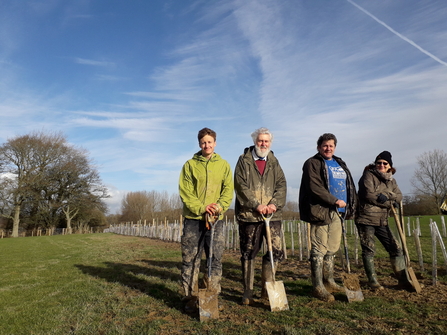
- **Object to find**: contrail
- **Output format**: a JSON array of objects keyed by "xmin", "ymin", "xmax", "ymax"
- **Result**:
[{"xmin": 347, "ymin": 0, "xmax": 447, "ymax": 67}]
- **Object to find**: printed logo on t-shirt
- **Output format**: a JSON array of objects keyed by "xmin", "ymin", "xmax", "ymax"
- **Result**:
[
  {"xmin": 325, "ymin": 159, "xmax": 348, "ymax": 212},
  {"xmin": 329, "ymin": 166, "xmax": 346, "ymax": 180}
]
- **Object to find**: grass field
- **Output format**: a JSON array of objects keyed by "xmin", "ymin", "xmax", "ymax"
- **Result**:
[{"xmin": 1, "ymin": 215, "xmax": 446, "ymax": 334}]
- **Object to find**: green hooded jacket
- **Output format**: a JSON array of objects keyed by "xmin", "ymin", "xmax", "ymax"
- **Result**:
[{"xmin": 179, "ymin": 151, "xmax": 233, "ymax": 220}]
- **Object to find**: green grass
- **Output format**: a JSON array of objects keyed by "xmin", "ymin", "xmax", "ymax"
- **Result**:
[
  {"xmin": 0, "ymin": 234, "xmax": 183, "ymax": 335},
  {"xmin": 1, "ymin": 217, "xmax": 447, "ymax": 335}
]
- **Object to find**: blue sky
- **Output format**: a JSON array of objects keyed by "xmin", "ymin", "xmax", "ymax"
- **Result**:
[{"xmin": 1, "ymin": 0, "xmax": 446, "ymax": 214}]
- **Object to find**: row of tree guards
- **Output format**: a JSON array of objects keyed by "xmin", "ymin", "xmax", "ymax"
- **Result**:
[
  {"xmin": 0, "ymin": 226, "xmax": 99, "ymax": 238},
  {"xmin": 106, "ymin": 215, "xmax": 447, "ymax": 286}
]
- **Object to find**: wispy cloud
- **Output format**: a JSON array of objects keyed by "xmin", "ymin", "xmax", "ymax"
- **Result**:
[
  {"xmin": 124, "ymin": 91, "xmax": 209, "ymax": 101},
  {"xmin": 74, "ymin": 58, "xmax": 115, "ymax": 67},
  {"xmin": 2, "ymin": 0, "xmax": 447, "ymax": 214},
  {"xmin": 94, "ymin": 74, "xmax": 125, "ymax": 81}
]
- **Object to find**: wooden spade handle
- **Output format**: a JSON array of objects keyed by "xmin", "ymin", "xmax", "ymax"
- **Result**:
[{"xmin": 391, "ymin": 206, "xmax": 410, "ymax": 265}]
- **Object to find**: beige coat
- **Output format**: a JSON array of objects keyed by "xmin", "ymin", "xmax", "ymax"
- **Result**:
[{"xmin": 356, "ymin": 165, "xmax": 402, "ymax": 226}]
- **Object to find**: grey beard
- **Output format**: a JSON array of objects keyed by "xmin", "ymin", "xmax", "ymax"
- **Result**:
[{"xmin": 255, "ymin": 146, "xmax": 270, "ymax": 158}]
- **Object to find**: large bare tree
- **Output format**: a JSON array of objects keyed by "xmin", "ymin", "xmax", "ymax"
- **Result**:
[
  {"xmin": 0, "ymin": 131, "xmax": 108, "ymax": 236},
  {"xmin": 411, "ymin": 149, "xmax": 447, "ymax": 214},
  {"xmin": 46, "ymin": 146, "xmax": 108, "ymax": 233}
]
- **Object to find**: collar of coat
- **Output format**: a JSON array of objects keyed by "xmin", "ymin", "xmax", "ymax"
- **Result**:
[
  {"xmin": 364, "ymin": 164, "xmax": 394, "ymax": 181},
  {"xmin": 313, "ymin": 152, "xmax": 342, "ymax": 163},
  {"xmin": 193, "ymin": 151, "xmax": 221, "ymax": 162}
]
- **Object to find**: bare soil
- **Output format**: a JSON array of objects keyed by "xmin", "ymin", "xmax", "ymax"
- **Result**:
[{"xmin": 135, "ymin": 238, "xmax": 447, "ymax": 334}]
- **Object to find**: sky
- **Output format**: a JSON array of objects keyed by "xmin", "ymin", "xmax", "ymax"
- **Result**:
[{"xmin": 1, "ymin": 0, "xmax": 446, "ymax": 214}]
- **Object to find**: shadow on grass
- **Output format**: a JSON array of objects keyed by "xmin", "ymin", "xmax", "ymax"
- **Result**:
[
  {"xmin": 75, "ymin": 261, "xmax": 184, "ymax": 311},
  {"xmin": 74, "ymin": 257, "xmax": 248, "ymax": 314},
  {"xmin": 75, "ymin": 253, "xmax": 311, "ymax": 314}
]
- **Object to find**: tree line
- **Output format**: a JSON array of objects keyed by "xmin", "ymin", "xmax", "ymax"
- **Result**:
[
  {"xmin": 1, "ymin": 131, "xmax": 445, "ymax": 237},
  {"xmin": 114, "ymin": 191, "xmax": 301, "ymax": 225},
  {"xmin": 0, "ymin": 131, "xmax": 109, "ymax": 237}
]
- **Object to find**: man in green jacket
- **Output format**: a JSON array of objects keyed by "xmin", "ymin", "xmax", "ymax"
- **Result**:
[
  {"xmin": 234, "ymin": 127, "xmax": 287, "ymax": 305},
  {"xmin": 179, "ymin": 127, "xmax": 233, "ymax": 313}
]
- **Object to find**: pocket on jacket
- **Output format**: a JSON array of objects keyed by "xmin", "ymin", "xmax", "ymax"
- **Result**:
[{"xmin": 309, "ymin": 204, "xmax": 331, "ymax": 225}]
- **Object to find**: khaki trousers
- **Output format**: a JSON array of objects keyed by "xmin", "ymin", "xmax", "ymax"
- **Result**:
[{"xmin": 310, "ymin": 212, "xmax": 342, "ymax": 257}]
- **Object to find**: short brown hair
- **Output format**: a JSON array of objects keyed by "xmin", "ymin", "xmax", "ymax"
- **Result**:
[
  {"xmin": 197, "ymin": 127, "xmax": 216, "ymax": 142},
  {"xmin": 317, "ymin": 133, "xmax": 337, "ymax": 147}
]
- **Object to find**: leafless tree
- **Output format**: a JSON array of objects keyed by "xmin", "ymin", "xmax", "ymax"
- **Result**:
[
  {"xmin": 0, "ymin": 131, "xmax": 108, "ymax": 236},
  {"xmin": 169, "ymin": 193, "xmax": 183, "ymax": 221},
  {"xmin": 0, "ymin": 131, "xmax": 65, "ymax": 236},
  {"xmin": 120, "ymin": 191, "xmax": 156, "ymax": 223},
  {"xmin": 120, "ymin": 190, "xmax": 183, "ymax": 223},
  {"xmin": 282, "ymin": 201, "xmax": 300, "ymax": 220},
  {"xmin": 411, "ymin": 149, "xmax": 447, "ymax": 214},
  {"xmin": 47, "ymin": 146, "xmax": 108, "ymax": 233}
]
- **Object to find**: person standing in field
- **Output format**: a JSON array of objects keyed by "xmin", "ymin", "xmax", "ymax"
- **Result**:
[
  {"xmin": 356, "ymin": 151, "xmax": 413, "ymax": 290},
  {"xmin": 299, "ymin": 133, "xmax": 357, "ymax": 302},
  {"xmin": 234, "ymin": 127, "xmax": 287, "ymax": 305},
  {"xmin": 179, "ymin": 127, "xmax": 234, "ymax": 313}
]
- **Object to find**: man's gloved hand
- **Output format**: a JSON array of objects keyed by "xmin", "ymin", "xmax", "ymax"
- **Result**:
[
  {"xmin": 393, "ymin": 202, "xmax": 399, "ymax": 208},
  {"xmin": 377, "ymin": 193, "xmax": 388, "ymax": 204}
]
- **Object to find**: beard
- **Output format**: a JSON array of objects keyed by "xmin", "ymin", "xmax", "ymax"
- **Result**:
[{"xmin": 254, "ymin": 145, "xmax": 270, "ymax": 158}]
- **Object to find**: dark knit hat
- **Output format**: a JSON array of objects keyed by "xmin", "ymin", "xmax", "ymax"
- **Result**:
[{"xmin": 375, "ymin": 151, "xmax": 393, "ymax": 167}]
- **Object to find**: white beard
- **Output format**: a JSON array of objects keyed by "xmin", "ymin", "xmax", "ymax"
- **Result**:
[{"xmin": 254, "ymin": 145, "xmax": 270, "ymax": 158}]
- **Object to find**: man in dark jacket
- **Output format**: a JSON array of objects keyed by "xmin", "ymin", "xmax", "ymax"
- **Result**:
[
  {"xmin": 299, "ymin": 133, "xmax": 357, "ymax": 302},
  {"xmin": 234, "ymin": 127, "xmax": 287, "ymax": 305}
]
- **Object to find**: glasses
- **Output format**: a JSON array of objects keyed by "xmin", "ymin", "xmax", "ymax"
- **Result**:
[{"xmin": 376, "ymin": 161, "xmax": 388, "ymax": 166}]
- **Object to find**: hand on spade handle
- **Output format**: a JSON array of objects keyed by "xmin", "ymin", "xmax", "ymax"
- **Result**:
[
  {"xmin": 257, "ymin": 204, "xmax": 276, "ymax": 215},
  {"xmin": 205, "ymin": 203, "xmax": 222, "ymax": 216},
  {"xmin": 335, "ymin": 199, "xmax": 346, "ymax": 209},
  {"xmin": 205, "ymin": 204, "xmax": 222, "ymax": 230}
]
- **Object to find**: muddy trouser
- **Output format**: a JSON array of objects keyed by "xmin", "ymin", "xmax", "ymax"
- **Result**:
[
  {"xmin": 181, "ymin": 218, "xmax": 225, "ymax": 297},
  {"xmin": 310, "ymin": 211, "xmax": 342, "ymax": 258},
  {"xmin": 356, "ymin": 224, "xmax": 403, "ymax": 258},
  {"xmin": 238, "ymin": 220, "xmax": 284, "ymax": 263}
]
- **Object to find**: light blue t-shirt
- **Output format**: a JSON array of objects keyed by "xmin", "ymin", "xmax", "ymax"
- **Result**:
[{"xmin": 325, "ymin": 159, "xmax": 347, "ymax": 213}]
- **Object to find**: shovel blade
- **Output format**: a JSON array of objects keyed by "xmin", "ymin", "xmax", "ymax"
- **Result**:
[
  {"xmin": 198, "ymin": 288, "xmax": 219, "ymax": 321},
  {"xmin": 344, "ymin": 287, "xmax": 364, "ymax": 302},
  {"xmin": 407, "ymin": 267, "xmax": 422, "ymax": 293},
  {"xmin": 342, "ymin": 273, "xmax": 364, "ymax": 302},
  {"xmin": 265, "ymin": 280, "xmax": 289, "ymax": 311}
]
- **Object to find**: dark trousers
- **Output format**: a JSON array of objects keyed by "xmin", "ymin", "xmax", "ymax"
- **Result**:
[
  {"xmin": 238, "ymin": 220, "xmax": 284, "ymax": 263},
  {"xmin": 356, "ymin": 224, "xmax": 403, "ymax": 258},
  {"xmin": 181, "ymin": 218, "xmax": 224, "ymax": 296}
]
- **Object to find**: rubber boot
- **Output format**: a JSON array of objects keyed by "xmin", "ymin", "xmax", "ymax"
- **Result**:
[
  {"xmin": 182, "ymin": 296, "xmax": 198, "ymax": 314},
  {"xmin": 182, "ymin": 274, "xmax": 199, "ymax": 312},
  {"xmin": 323, "ymin": 254, "xmax": 343, "ymax": 292},
  {"xmin": 241, "ymin": 259, "xmax": 255, "ymax": 305},
  {"xmin": 390, "ymin": 256, "xmax": 414, "ymax": 291},
  {"xmin": 363, "ymin": 255, "xmax": 384, "ymax": 290},
  {"xmin": 310, "ymin": 255, "xmax": 335, "ymax": 302},
  {"xmin": 261, "ymin": 258, "xmax": 276, "ymax": 299}
]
